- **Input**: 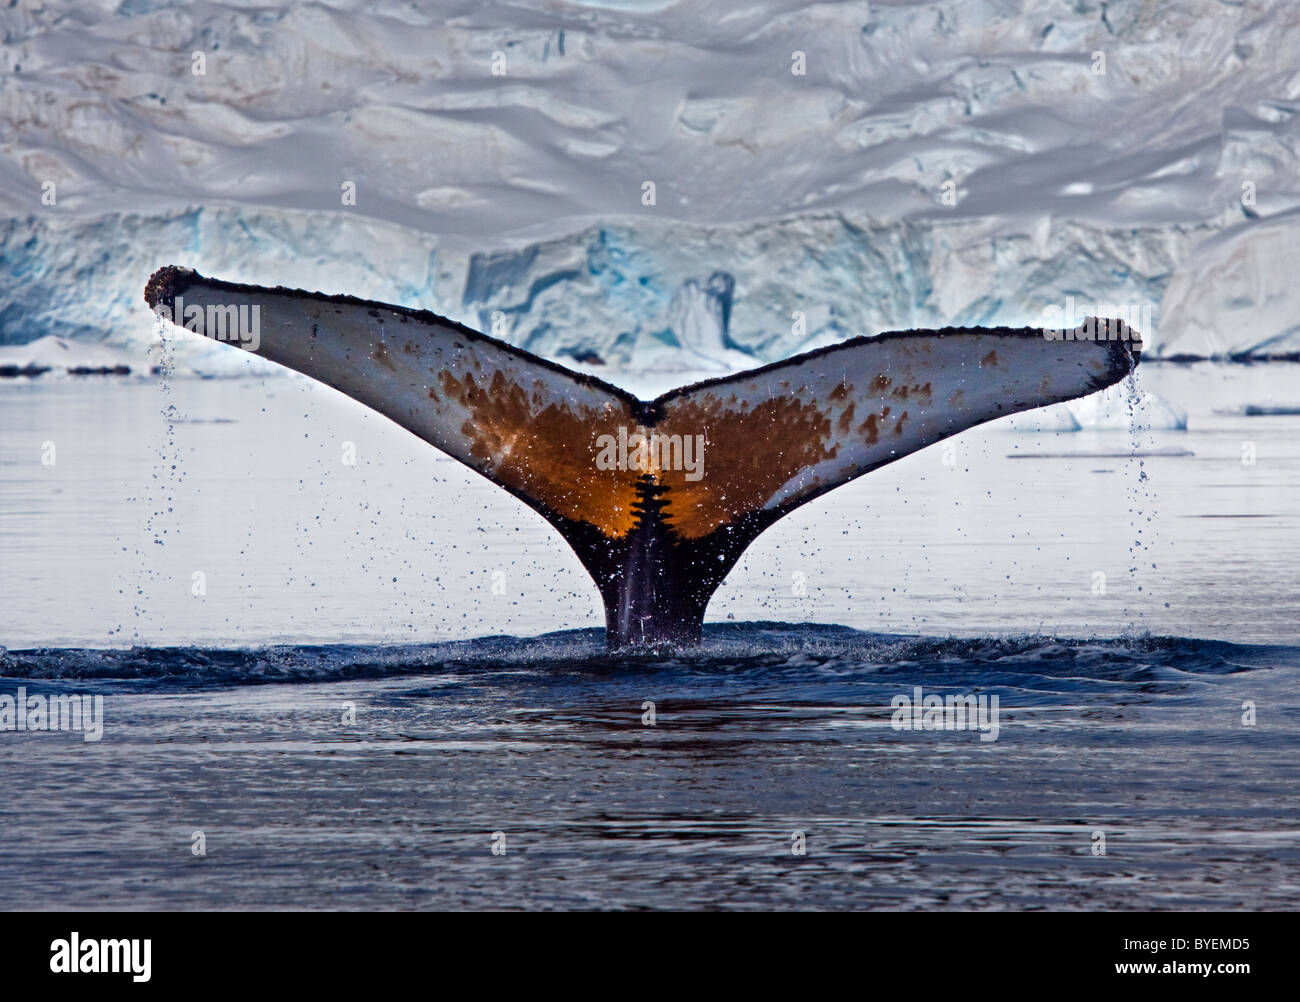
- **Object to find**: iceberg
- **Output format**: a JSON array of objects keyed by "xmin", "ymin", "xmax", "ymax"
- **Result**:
[{"xmin": 1069, "ymin": 385, "xmax": 1189, "ymax": 431}]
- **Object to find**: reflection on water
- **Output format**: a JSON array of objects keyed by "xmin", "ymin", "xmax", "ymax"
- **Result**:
[{"xmin": 1, "ymin": 625, "xmax": 1297, "ymax": 909}]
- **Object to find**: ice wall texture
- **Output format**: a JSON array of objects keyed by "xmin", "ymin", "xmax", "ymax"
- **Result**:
[{"xmin": 1, "ymin": 0, "xmax": 1298, "ymax": 366}]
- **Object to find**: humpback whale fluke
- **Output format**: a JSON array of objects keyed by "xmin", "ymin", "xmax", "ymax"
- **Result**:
[{"xmin": 145, "ymin": 266, "xmax": 1141, "ymax": 649}]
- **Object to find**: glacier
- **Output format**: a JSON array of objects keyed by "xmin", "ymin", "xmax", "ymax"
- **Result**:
[
  {"xmin": 0, "ymin": 206, "xmax": 1264, "ymax": 372},
  {"xmin": 1, "ymin": 0, "xmax": 1299, "ymax": 370}
]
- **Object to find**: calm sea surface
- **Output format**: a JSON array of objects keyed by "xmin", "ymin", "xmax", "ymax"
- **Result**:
[{"xmin": 1, "ymin": 364, "xmax": 1298, "ymax": 909}]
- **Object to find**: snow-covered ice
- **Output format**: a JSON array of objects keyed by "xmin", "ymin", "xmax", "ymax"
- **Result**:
[{"xmin": 1, "ymin": 0, "xmax": 1299, "ymax": 368}]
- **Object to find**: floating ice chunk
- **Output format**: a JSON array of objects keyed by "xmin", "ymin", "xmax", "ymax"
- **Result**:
[
  {"xmin": 0, "ymin": 335, "xmax": 137, "ymax": 376},
  {"xmin": 1213, "ymin": 403, "xmax": 1300, "ymax": 416},
  {"xmin": 1009, "ymin": 447, "xmax": 1194, "ymax": 459},
  {"xmin": 1068, "ymin": 384, "xmax": 1188, "ymax": 430}
]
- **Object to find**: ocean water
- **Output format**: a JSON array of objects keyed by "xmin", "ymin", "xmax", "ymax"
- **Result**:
[{"xmin": 2, "ymin": 364, "xmax": 1299, "ymax": 909}]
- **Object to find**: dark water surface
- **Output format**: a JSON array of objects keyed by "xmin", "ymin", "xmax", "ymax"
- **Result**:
[{"xmin": 3, "ymin": 625, "xmax": 1297, "ymax": 910}]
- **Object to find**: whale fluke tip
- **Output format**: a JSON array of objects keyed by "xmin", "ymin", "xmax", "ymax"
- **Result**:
[{"xmin": 144, "ymin": 265, "xmax": 197, "ymax": 310}]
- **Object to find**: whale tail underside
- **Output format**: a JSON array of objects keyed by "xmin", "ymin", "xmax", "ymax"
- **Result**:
[{"xmin": 145, "ymin": 266, "xmax": 1141, "ymax": 649}]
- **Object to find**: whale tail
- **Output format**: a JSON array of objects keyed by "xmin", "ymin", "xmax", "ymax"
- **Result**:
[{"xmin": 145, "ymin": 266, "xmax": 1141, "ymax": 649}]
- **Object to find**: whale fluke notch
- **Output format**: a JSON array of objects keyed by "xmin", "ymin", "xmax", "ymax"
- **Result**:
[{"xmin": 145, "ymin": 265, "xmax": 1141, "ymax": 649}]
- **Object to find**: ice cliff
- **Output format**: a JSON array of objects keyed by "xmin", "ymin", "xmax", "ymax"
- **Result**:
[{"xmin": 1, "ymin": 0, "xmax": 1298, "ymax": 370}]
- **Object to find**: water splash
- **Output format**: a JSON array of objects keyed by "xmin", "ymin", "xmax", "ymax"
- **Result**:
[
  {"xmin": 130, "ymin": 313, "xmax": 188, "ymax": 643},
  {"xmin": 0, "ymin": 622, "xmax": 1280, "ymax": 688},
  {"xmin": 1121, "ymin": 368, "xmax": 1160, "ymax": 633}
]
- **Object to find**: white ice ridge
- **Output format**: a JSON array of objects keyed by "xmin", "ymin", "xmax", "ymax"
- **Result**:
[
  {"xmin": 2, "ymin": 0, "xmax": 1299, "ymax": 365},
  {"xmin": 1005, "ymin": 388, "xmax": 1188, "ymax": 433}
]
